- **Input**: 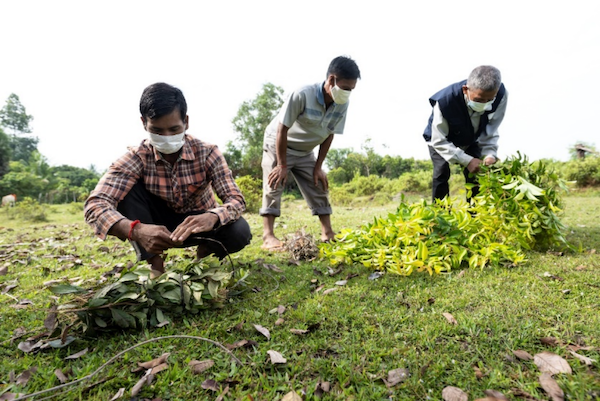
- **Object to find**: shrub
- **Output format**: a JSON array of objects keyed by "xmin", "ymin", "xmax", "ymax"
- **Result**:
[
  {"xmin": 563, "ymin": 157, "xmax": 600, "ymax": 187},
  {"xmin": 235, "ymin": 175, "xmax": 262, "ymax": 214},
  {"xmin": 6, "ymin": 197, "xmax": 48, "ymax": 222},
  {"xmin": 397, "ymin": 171, "xmax": 431, "ymax": 193},
  {"xmin": 320, "ymin": 154, "xmax": 570, "ymax": 275}
]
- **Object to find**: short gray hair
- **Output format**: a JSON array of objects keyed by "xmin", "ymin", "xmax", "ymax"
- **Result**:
[{"xmin": 467, "ymin": 65, "xmax": 502, "ymax": 92}]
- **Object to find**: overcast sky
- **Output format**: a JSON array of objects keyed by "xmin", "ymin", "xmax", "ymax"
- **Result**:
[{"xmin": 1, "ymin": 0, "xmax": 598, "ymax": 171}]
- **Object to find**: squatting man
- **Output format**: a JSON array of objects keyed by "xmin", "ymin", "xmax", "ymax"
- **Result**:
[{"xmin": 84, "ymin": 83, "xmax": 252, "ymax": 277}]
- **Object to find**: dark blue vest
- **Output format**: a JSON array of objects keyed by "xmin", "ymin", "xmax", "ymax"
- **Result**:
[{"xmin": 423, "ymin": 80, "xmax": 506, "ymax": 147}]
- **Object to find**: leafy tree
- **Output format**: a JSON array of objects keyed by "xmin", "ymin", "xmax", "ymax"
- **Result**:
[
  {"xmin": 0, "ymin": 128, "xmax": 10, "ymax": 178},
  {"xmin": 51, "ymin": 164, "xmax": 100, "ymax": 187},
  {"xmin": 0, "ymin": 161, "xmax": 47, "ymax": 199},
  {"xmin": 225, "ymin": 83, "xmax": 284, "ymax": 177},
  {"xmin": 0, "ymin": 93, "xmax": 38, "ymax": 163}
]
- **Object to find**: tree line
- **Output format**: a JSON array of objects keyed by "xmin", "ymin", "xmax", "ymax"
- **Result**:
[
  {"xmin": 1, "ymin": 85, "xmax": 598, "ymax": 206},
  {"xmin": 0, "ymin": 94, "xmax": 100, "ymax": 202}
]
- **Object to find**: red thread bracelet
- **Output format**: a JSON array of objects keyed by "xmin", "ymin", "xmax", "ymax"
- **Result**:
[{"xmin": 128, "ymin": 220, "xmax": 141, "ymax": 240}]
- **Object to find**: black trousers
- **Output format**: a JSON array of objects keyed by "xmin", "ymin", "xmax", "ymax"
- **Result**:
[
  {"xmin": 429, "ymin": 143, "xmax": 481, "ymax": 202},
  {"xmin": 117, "ymin": 181, "xmax": 252, "ymax": 261}
]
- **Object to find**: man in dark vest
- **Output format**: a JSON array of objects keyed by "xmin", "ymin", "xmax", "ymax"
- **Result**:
[{"xmin": 423, "ymin": 65, "xmax": 508, "ymax": 201}]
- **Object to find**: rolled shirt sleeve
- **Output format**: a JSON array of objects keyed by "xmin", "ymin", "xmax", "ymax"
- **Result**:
[
  {"xmin": 84, "ymin": 151, "xmax": 143, "ymax": 239},
  {"xmin": 205, "ymin": 146, "xmax": 246, "ymax": 226}
]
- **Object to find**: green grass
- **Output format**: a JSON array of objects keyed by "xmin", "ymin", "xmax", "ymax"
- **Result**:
[{"xmin": 0, "ymin": 194, "xmax": 599, "ymax": 400}]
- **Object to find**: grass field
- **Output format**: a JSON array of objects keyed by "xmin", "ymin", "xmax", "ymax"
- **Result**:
[{"xmin": 0, "ymin": 193, "xmax": 599, "ymax": 400}]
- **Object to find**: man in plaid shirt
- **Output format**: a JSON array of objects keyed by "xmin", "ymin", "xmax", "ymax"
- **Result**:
[{"xmin": 84, "ymin": 83, "xmax": 251, "ymax": 276}]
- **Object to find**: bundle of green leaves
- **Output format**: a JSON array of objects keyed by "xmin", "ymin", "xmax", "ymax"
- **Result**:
[
  {"xmin": 319, "ymin": 153, "xmax": 570, "ymax": 275},
  {"xmin": 52, "ymin": 261, "xmax": 245, "ymax": 334}
]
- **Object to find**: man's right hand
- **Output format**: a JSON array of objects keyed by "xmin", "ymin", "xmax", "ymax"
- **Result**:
[
  {"xmin": 130, "ymin": 223, "xmax": 175, "ymax": 254},
  {"xmin": 466, "ymin": 158, "xmax": 482, "ymax": 173},
  {"xmin": 267, "ymin": 165, "xmax": 288, "ymax": 189}
]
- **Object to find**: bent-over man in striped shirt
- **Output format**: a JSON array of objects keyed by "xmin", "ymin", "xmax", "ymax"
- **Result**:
[{"xmin": 84, "ymin": 83, "xmax": 251, "ymax": 277}]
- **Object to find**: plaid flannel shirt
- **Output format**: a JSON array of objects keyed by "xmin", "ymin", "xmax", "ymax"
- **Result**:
[{"xmin": 84, "ymin": 135, "xmax": 245, "ymax": 239}]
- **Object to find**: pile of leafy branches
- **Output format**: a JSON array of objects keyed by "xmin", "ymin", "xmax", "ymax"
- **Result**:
[
  {"xmin": 51, "ymin": 261, "xmax": 249, "ymax": 334},
  {"xmin": 319, "ymin": 153, "xmax": 571, "ymax": 276}
]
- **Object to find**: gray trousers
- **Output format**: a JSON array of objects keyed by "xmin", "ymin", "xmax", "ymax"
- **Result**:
[{"xmin": 259, "ymin": 143, "xmax": 332, "ymax": 217}]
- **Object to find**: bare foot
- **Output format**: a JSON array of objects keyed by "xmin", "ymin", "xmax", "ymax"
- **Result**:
[
  {"xmin": 321, "ymin": 230, "xmax": 336, "ymax": 243},
  {"xmin": 261, "ymin": 234, "xmax": 283, "ymax": 250}
]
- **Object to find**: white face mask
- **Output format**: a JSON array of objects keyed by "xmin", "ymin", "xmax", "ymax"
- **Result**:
[
  {"xmin": 331, "ymin": 79, "xmax": 352, "ymax": 104},
  {"xmin": 466, "ymin": 93, "xmax": 495, "ymax": 113},
  {"xmin": 148, "ymin": 132, "xmax": 185, "ymax": 154}
]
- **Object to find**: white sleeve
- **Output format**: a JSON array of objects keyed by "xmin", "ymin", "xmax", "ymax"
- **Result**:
[
  {"xmin": 479, "ymin": 91, "xmax": 508, "ymax": 159},
  {"xmin": 429, "ymin": 103, "xmax": 474, "ymax": 166}
]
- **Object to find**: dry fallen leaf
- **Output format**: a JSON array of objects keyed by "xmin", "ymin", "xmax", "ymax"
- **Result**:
[
  {"xmin": 483, "ymin": 389, "xmax": 509, "ymax": 400},
  {"xmin": 150, "ymin": 362, "xmax": 169, "ymax": 375},
  {"xmin": 442, "ymin": 386, "xmax": 468, "ymax": 401},
  {"xmin": 137, "ymin": 352, "xmax": 170, "ymax": 369},
  {"xmin": 65, "ymin": 347, "xmax": 88, "ymax": 360},
  {"xmin": 473, "ymin": 365, "xmax": 484, "ymax": 379},
  {"xmin": 0, "ymin": 265, "xmax": 7, "ymax": 275},
  {"xmin": 0, "ymin": 393, "xmax": 23, "ymax": 400},
  {"xmin": 290, "ymin": 328, "xmax": 309, "ymax": 335},
  {"xmin": 314, "ymin": 381, "xmax": 331, "ymax": 397},
  {"xmin": 16, "ymin": 367, "xmax": 37, "ymax": 386},
  {"xmin": 569, "ymin": 350, "xmax": 596, "ymax": 366},
  {"xmin": 267, "ymin": 350, "xmax": 287, "ymax": 364},
  {"xmin": 281, "ymin": 391, "xmax": 302, "ymax": 401},
  {"xmin": 54, "ymin": 369, "xmax": 69, "ymax": 384},
  {"xmin": 130, "ymin": 369, "xmax": 153, "ymax": 397},
  {"xmin": 539, "ymin": 372, "xmax": 564, "ymax": 401},
  {"xmin": 540, "ymin": 336, "xmax": 559, "ymax": 346},
  {"xmin": 225, "ymin": 340, "xmax": 249, "ymax": 350},
  {"xmin": 201, "ymin": 379, "xmax": 219, "ymax": 391},
  {"xmin": 534, "ymin": 351, "xmax": 572, "ymax": 374},
  {"xmin": 277, "ymin": 305, "xmax": 286, "ymax": 315},
  {"xmin": 109, "ymin": 387, "xmax": 125, "ymax": 401},
  {"xmin": 253, "ymin": 324, "xmax": 271, "ymax": 340},
  {"xmin": 322, "ymin": 287, "xmax": 338, "ymax": 295},
  {"xmin": 442, "ymin": 312, "xmax": 458, "ymax": 325},
  {"xmin": 189, "ymin": 359, "xmax": 215, "ymax": 374},
  {"xmin": 335, "ymin": 280, "xmax": 347, "ymax": 286},
  {"xmin": 275, "ymin": 318, "xmax": 285, "ymax": 326},
  {"xmin": 386, "ymin": 368, "xmax": 409, "ymax": 386},
  {"xmin": 513, "ymin": 349, "xmax": 534, "ymax": 361}
]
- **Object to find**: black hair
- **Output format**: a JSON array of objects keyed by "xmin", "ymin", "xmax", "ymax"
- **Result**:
[
  {"xmin": 326, "ymin": 56, "xmax": 361, "ymax": 80},
  {"xmin": 139, "ymin": 82, "xmax": 187, "ymax": 122}
]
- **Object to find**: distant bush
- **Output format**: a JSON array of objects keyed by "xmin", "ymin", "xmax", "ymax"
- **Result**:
[
  {"xmin": 68, "ymin": 202, "xmax": 84, "ymax": 214},
  {"xmin": 5, "ymin": 197, "xmax": 47, "ymax": 222},
  {"xmin": 563, "ymin": 157, "xmax": 600, "ymax": 187},
  {"xmin": 235, "ymin": 175, "xmax": 262, "ymax": 213},
  {"xmin": 396, "ymin": 171, "xmax": 431, "ymax": 193}
]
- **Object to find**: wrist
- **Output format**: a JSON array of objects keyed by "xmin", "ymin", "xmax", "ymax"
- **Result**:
[{"xmin": 128, "ymin": 219, "xmax": 141, "ymax": 241}]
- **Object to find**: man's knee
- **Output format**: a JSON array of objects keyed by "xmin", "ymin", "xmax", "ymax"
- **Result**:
[{"xmin": 215, "ymin": 217, "xmax": 252, "ymax": 256}]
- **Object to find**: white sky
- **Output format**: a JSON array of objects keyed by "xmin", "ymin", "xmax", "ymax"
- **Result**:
[{"xmin": 1, "ymin": 0, "xmax": 598, "ymax": 171}]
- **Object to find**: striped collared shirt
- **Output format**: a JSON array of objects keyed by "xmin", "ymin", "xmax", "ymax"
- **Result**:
[{"xmin": 84, "ymin": 135, "xmax": 245, "ymax": 239}]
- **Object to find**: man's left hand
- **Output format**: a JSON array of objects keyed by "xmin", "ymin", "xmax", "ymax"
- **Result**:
[
  {"xmin": 483, "ymin": 156, "xmax": 497, "ymax": 166},
  {"xmin": 313, "ymin": 167, "xmax": 329, "ymax": 190},
  {"xmin": 171, "ymin": 213, "xmax": 219, "ymax": 243}
]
